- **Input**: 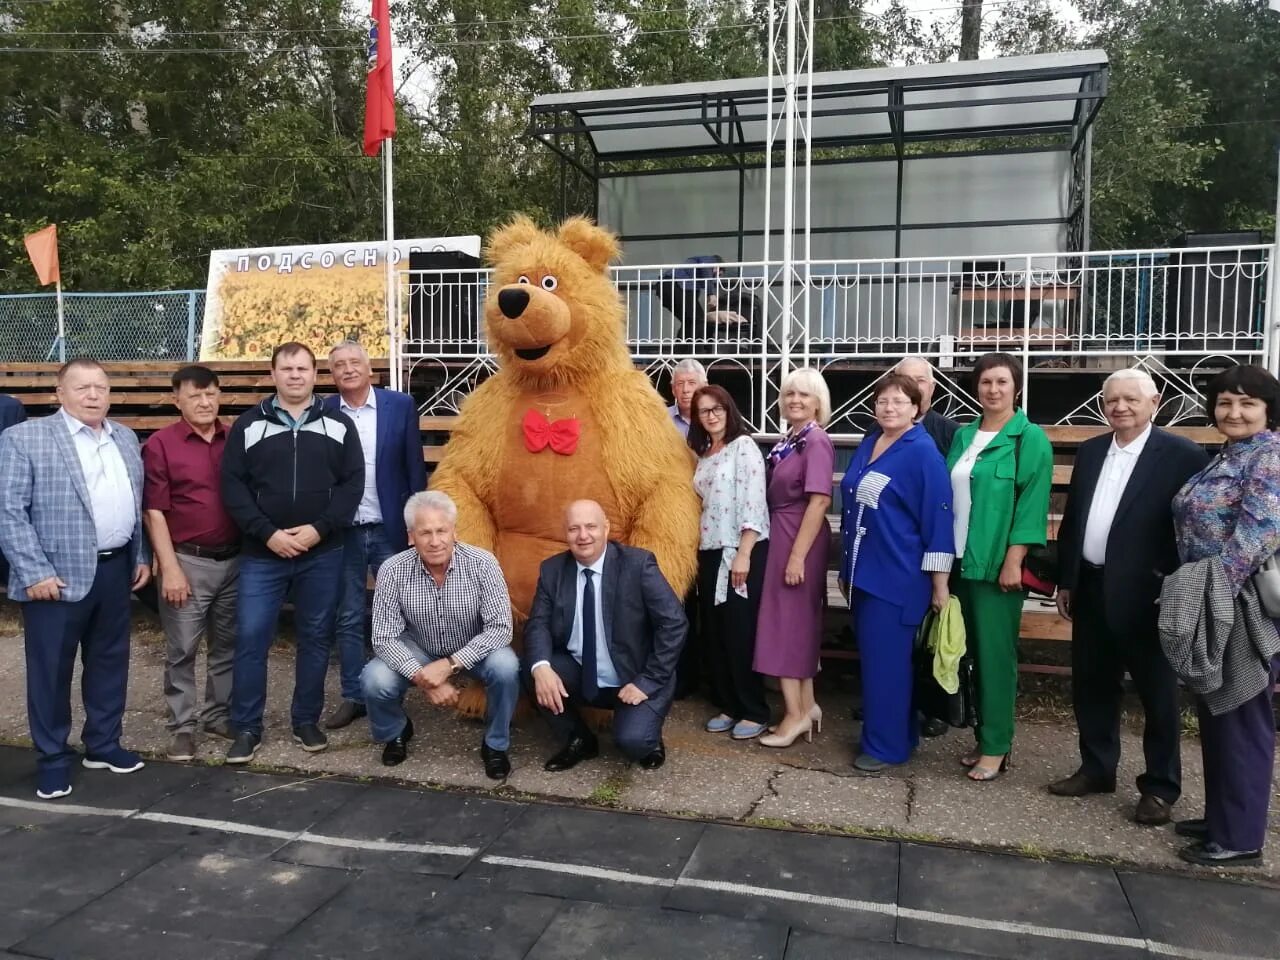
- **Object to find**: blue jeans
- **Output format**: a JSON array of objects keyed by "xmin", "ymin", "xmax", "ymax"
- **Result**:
[
  {"xmin": 231, "ymin": 548, "xmax": 344, "ymax": 735},
  {"xmin": 335, "ymin": 523, "xmax": 399, "ymax": 703},
  {"xmin": 362, "ymin": 636, "xmax": 520, "ymax": 751}
]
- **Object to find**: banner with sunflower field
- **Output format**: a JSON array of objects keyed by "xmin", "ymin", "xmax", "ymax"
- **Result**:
[{"xmin": 201, "ymin": 236, "xmax": 481, "ymax": 360}]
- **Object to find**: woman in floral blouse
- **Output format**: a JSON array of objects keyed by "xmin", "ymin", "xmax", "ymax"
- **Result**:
[
  {"xmin": 1171, "ymin": 364, "xmax": 1280, "ymax": 867},
  {"xmin": 689, "ymin": 384, "xmax": 771, "ymax": 739}
]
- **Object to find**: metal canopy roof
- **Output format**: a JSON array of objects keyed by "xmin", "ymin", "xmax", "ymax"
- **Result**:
[{"xmin": 529, "ymin": 50, "xmax": 1108, "ymax": 163}]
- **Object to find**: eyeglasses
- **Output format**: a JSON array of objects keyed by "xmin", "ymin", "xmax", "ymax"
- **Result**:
[
  {"xmin": 874, "ymin": 397, "xmax": 913, "ymax": 409},
  {"xmin": 697, "ymin": 405, "xmax": 726, "ymax": 419}
]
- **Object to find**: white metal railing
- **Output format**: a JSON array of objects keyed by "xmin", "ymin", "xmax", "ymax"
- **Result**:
[{"xmin": 396, "ymin": 244, "xmax": 1276, "ymax": 435}]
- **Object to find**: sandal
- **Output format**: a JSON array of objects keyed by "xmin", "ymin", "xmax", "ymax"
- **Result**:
[{"xmin": 967, "ymin": 753, "xmax": 1011, "ymax": 782}]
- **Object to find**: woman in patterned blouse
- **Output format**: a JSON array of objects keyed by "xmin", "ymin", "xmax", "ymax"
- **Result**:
[
  {"xmin": 689, "ymin": 384, "xmax": 772, "ymax": 740},
  {"xmin": 1170, "ymin": 364, "xmax": 1280, "ymax": 867}
]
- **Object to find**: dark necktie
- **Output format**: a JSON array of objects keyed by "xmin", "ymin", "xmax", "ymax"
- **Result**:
[{"xmin": 581, "ymin": 569, "xmax": 599, "ymax": 702}]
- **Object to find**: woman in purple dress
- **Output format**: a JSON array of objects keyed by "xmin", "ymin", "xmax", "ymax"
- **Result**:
[{"xmin": 754, "ymin": 367, "xmax": 835, "ymax": 748}]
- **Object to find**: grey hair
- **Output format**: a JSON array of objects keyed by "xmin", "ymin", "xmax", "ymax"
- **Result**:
[
  {"xmin": 779, "ymin": 366, "xmax": 832, "ymax": 427},
  {"xmin": 894, "ymin": 356, "xmax": 935, "ymax": 382},
  {"xmin": 671, "ymin": 358, "xmax": 707, "ymax": 383},
  {"xmin": 329, "ymin": 339, "xmax": 370, "ymax": 361},
  {"xmin": 404, "ymin": 490, "xmax": 458, "ymax": 530},
  {"xmin": 1103, "ymin": 368, "xmax": 1159, "ymax": 399}
]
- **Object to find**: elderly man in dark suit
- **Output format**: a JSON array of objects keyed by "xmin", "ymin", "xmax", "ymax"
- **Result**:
[
  {"xmin": 525, "ymin": 499, "xmax": 687, "ymax": 772},
  {"xmin": 1050, "ymin": 368, "xmax": 1209, "ymax": 825}
]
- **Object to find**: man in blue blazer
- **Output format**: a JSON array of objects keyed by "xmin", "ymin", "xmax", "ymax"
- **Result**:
[
  {"xmin": 525, "ymin": 499, "xmax": 687, "ymax": 772},
  {"xmin": 323, "ymin": 341, "xmax": 427, "ymax": 729},
  {"xmin": 0, "ymin": 360, "xmax": 152, "ymax": 800}
]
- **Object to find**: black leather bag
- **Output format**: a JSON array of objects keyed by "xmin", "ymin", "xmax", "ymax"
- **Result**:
[{"xmin": 912, "ymin": 609, "xmax": 978, "ymax": 729}]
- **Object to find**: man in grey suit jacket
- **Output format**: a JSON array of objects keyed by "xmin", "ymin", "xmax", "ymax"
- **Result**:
[
  {"xmin": 0, "ymin": 393, "xmax": 27, "ymax": 586},
  {"xmin": 0, "ymin": 359, "xmax": 152, "ymax": 800},
  {"xmin": 524, "ymin": 500, "xmax": 687, "ymax": 772}
]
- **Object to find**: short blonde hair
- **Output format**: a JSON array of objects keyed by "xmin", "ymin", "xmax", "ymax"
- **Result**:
[{"xmin": 778, "ymin": 366, "xmax": 832, "ymax": 427}]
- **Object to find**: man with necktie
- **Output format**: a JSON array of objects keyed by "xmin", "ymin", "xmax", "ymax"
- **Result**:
[
  {"xmin": 525, "ymin": 499, "xmax": 687, "ymax": 771},
  {"xmin": 0, "ymin": 359, "xmax": 151, "ymax": 800}
]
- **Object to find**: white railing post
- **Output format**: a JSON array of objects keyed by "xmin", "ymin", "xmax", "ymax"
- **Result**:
[{"xmin": 1022, "ymin": 255, "xmax": 1033, "ymax": 403}]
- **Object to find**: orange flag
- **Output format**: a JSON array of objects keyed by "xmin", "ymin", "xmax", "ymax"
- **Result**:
[{"xmin": 24, "ymin": 224, "xmax": 60, "ymax": 286}]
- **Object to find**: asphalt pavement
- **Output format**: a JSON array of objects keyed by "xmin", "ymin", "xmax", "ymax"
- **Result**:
[{"xmin": 0, "ymin": 745, "xmax": 1278, "ymax": 960}]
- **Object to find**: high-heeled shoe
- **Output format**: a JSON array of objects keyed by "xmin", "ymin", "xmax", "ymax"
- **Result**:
[
  {"xmin": 967, "ymin": 752, "xmax": 1012, "ymax": 782},
  {"xmin": 809, "ymin": 704, "xmax": 823, "ymax": 733},
  {"xmin": 760, "ymin": 718, "xmax": 813, "ymax": 748},
  {"xmin": 768, "ymin": 704, "xmax": 823, "ymax": 735}
]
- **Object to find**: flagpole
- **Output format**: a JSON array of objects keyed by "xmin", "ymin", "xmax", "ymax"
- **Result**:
[
  {"xmin": 55, "ymin": 277, "xmax": 65, "ymax": 362},
  {"xmin": 384, "ymin": 136, "xmax": 399, "ymax": 392}
]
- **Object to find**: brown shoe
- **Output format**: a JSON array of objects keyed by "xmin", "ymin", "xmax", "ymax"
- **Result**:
[
  {"xmin": 1134, "ymin": 794, "xmax": 1173, "ymax": 826},
  {"xmin": 1046, "ymin": 770, "xmax": 1116, "ymax": 797}
]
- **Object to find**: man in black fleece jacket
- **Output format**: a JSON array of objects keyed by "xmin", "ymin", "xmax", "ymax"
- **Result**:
[{"xmin": 220, "ymin": 342, "xmax": 364, "ymax": 763}]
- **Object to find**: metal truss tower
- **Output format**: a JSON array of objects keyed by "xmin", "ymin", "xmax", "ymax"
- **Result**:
[{"xmin": 762, "ymin": 0, "xmax": 816, "ymax": 424}]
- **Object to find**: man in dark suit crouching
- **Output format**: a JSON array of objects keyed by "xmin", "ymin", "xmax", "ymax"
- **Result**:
[{"xmin": 524, "ymin": 499, "xmax": 687, "ymax": 772}]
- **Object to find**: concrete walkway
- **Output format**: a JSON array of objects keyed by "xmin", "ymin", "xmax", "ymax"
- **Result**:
[
  {"xmin": 2, "ymin": 745, "xmax": 1280, "ymax": 959},
  {"xmin": 0, "ymin": 601, "xmax": 1277, "ymax": 888}
]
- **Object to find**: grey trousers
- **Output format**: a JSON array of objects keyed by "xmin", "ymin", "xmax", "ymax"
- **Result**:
[{"xmin": 158, "ymin": 553, "xmax": 239, "ymax": 733}]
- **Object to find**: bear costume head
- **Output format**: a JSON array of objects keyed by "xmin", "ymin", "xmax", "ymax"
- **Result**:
[{"xmin": 483, "ymin": 215, "xmax": 631, "ymax": 386}]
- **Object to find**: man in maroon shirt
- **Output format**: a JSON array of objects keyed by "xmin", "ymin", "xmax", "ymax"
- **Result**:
[{"xmin": 142, "ymin": 365, "xmax": 242, "ymax": 761}]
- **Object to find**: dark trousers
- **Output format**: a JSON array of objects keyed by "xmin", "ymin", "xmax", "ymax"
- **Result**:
[
  {"xmin": 1071, "ymin": 564, "xmax": 1182, "ymax": 803},
  {"xmin": 22, "ymin": 552, "xmax": 132, "ymax": 772},
  {"xmin": 698, "ymin": 541, "xmax": 769, "ymax": 725},
  {"xmin": 1197, "ymin": 657, "xmax": 1278, "ymax": 853},
  {"xmin": 674, "ymin": 582, "xmax": 703, "ymax": 698},
  {"xmin": 528, "ymin": 650, "xmax": 669, "ymax": 760},
  {"xmin": 335, "ymin": 523, "xmax": 398, "ymax": 704}
]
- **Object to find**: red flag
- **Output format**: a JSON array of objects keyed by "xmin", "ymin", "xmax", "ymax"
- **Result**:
[
  {"xmin": 363, "ymin": 0, "xmax": 395, "ymax": 156},
  {"xmin": 23, "ymin": 224, "xmax": 60, "ymax": 286}
]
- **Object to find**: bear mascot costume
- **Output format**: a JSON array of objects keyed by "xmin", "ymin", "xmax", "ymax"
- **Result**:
[{"xmin": 430, "ymin": 214, "xmax": 702, "ymax": 716}]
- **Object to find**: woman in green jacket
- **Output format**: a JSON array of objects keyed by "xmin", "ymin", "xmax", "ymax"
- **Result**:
[{"xmin": 946, "ymin": 353, "xmax": 1053, "ymax": 781}]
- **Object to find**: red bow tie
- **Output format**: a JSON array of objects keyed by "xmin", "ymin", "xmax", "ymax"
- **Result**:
[{"xmin": 522, "ymin": 409, "xmax": 580, "ymax": 455}]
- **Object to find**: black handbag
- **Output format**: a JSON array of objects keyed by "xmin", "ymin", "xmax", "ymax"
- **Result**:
[{"xmin": 912, "ymin": 608, "xmax": 978, "ymax": 730}]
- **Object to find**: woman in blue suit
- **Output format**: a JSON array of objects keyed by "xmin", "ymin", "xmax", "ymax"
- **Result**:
[{"xmin": 840, "ymin": 373, "xmax": 955, "ymax": 772}]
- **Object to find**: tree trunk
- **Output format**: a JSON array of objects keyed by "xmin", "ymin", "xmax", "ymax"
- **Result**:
[{"xmin": 959, "ymin": 0, "xmax": 982, "ymax": 61}]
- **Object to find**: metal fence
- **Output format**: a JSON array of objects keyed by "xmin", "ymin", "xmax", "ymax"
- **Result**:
[
  {"xmin": 0, "ymin": 290, "xmax": 205, "ymax": 362},
  {"xmin": 397, "ymin": 243, "xmax": 1278, "ymax": 435}
]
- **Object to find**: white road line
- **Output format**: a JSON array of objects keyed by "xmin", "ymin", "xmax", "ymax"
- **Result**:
[
  {"xmin": 678, "ymin": 876, "xmax": 898, "ymax": 917},
  {"xmin": 297, "ymin": 831, "xmax": 477, "ymax": 858},
  {"xmin": 0, "ymin": 795, "xmax": 138, "ymax": 818},
  {"xmin": 133, "ymin": 811, "xmax": 298, "ymax": 841},
  {"xmin": 1, "ymin": 793, "xmax": 1274, "ymax": 960},
  {"xmin": 480, "ymin": 855, "xmax": 676, "ymax": 887}
]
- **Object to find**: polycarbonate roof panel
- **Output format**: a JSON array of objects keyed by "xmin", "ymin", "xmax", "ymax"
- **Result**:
[{"xmin": 530, "ymin": 49, "xmax": 1107, "ymax": 157}]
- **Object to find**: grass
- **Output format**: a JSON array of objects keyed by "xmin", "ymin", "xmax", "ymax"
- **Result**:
[{"xmin": 586, "ymin": 774, "xmax": 629, "ymax": 808}]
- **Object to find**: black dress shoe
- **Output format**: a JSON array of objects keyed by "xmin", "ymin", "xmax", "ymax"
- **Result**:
[
  {"xmin": 1046, "ymin": 770, "xmax": 1116, "ymax": 797},
  {"xmin": 480, "ymin": 740, "xmax": 511, "ymax": 780},
  {"xmin": 381, "ymin": 717, "xmax": 414, "ymax": 766},
  {"xmin": 1177, "ymin": 840, "xmax": 1262, "ymax": 867},
  {"xmin": 1175, "ymin": 817, "xmax": 1209, "ymax": 839},
  {"xmin": 921, "ymin": 717, "xmax": 949, "ymax": 738},
  {"xmin": 1134, "ymin": 794, "xmax": 1173, "ymax": 826},
  {"xmin": 637, "ymin": 741, "xmax": 666, "ymax": 770},
  {"xmin": 544, "ymin": 733, "xmax": 599, "ymax": 772}
]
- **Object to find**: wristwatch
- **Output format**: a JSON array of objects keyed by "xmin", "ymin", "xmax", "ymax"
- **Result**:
[{"xmin": 446, "ymin": 655, "xmax": 462, "ymax": 674}]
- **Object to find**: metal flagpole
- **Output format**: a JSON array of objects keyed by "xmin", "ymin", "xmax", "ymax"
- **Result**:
[
  {"xmin": 1268, "ymin": 142, "xmax": 1280, "ymax": 375},
  {"xmin": 384, "ymin": 137, "xmax": 399, "ymax": 392},
  {"xmin": 55, "ymin": 277, "xmax": 65, "ymax": 362}
]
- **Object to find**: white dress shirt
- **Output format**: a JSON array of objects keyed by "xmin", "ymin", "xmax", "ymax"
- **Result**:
[
  {"xmin": 1081, "ymin": 423, "xmax": 1152, "ymax": 566},
  {"xmin": 530, "ymin": 545, "xmax": 621, "ymax": 689},
  {"xmin": 340, "ymin": 390, "xmax": 382, "ymax": 525},
  {"xmin": 62, "ymin": 409, "xmax": 136, "ymax": 550},
  {"xmin": 950, "ymin": 430, "xmax": 998, "ymax": 558}
]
